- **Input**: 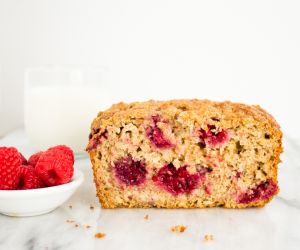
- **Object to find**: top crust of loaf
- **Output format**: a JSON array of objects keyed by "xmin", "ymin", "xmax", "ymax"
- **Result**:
[{"xmin": 91, "ymin": 99, "xmax": 281, "ymax": 133}]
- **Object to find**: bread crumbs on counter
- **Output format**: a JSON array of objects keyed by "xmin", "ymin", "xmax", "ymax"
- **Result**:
[
  {"xmin": 95, "ymin": 232, "xmax": 106, "ymax": 238},
  {"xmin": 144, "ymin": 214, "xmax": 149, "ymax": 220},
  {"xmin": 85, "ymin": 225, "xmax": 91, "ymax": 229},
  {"xmin": 90, "ymin": 205, "xmax": 95, "ymax": 210},
  {"xmin": 74, "ymin": 224, "xmax": 79, "ymax": 228},
  {"xmin": 66, "ymin": 219, "xmax": 75, "ymax": 223},
  {"xmin": 170, "ymin": 225, "xmax": 187, "ymax": 233},
  {"xmin": 68, "ymin": 205, "xmax": 72, "ymax": 209},
  {"xmin": 203, "ymin": 234, "xmax": 214, "ymax": 241}
]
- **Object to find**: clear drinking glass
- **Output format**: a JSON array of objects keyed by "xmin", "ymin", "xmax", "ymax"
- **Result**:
[{"xmin": 24, "ymin": 66, "xmax": 111, "ymax": 155}]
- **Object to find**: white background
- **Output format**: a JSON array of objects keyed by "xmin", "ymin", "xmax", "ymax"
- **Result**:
[{"xmin": 0, "ymin": 0, "xmax": 300, "ymax": 138}]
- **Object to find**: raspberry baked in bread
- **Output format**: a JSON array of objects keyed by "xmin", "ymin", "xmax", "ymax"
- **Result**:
[{"xmin": 87, "ymin": 100, "xmax": 282, "ymax": 208}]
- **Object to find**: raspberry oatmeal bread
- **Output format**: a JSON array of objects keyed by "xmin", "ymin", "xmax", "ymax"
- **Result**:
[{"xmin": 87, "ymin": 99, "xmax": 282, "ymax": 208}]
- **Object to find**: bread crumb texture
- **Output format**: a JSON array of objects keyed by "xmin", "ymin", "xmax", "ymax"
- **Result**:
[
  {"xmin": 170, "ymin": 225, "xmax": 187, "ymax": 233},
  {"xmin": 95, "ymin": 232, "xmax": 106, "ymax": 239},
  {"xmin": 204, "ymin": 234, "xmax": 214, "ymax": 241},
  {"xmin": 87, "ymin": 99, "xmax": 283, "ymax": 208}
]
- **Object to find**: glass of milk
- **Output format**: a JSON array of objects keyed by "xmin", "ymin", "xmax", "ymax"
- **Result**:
[{"xmin": 24, "ymin": 66, "xmax": 111, "ymax": 155}]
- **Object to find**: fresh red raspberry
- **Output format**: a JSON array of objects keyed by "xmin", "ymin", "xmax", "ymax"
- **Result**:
[
  {"xmin": 17, "ymin": 165, "xmax": 44, "ymax": 189},
  {"xmin": 28, "ymin": 152, "xmax": 43, "ymax": 167},
  {"xmin": 0, "ymin": 147, "xmax": 22, "ymax": 190},
  {"xmin": 35, "ymin": 145, "xmax": 74, "ymax": 186},
  {"xmin": 19, "ymin": 153, "xmax": 28, "ymax": 165}
]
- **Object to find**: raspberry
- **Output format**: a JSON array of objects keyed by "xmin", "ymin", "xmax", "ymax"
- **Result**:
[
  {"xmin": 17, "ymin": 165, "xmax": 44, "ymax": 189},
  {"xmin": 198, "ymin": 125, "xmax": 229, "ymax": 148},
  {"xmin": 19, "ymin": 153, "xmax": 28, "ymax": 165},
  {"xmin": 86, "ymin": 129, "xmax": 108, "ymax": 151},
  {"xmin": 35, "ymin": 145, "xmax": 74, "ymax": 186},
  {"xmin": 0, "ymin": 147, "xmax": 22, "ymax": 190},
  {"xmin": 152, "ymin": 164, "xmax": 201, "ymax": 195},
  {"xmin": 146, "ymin": 115, "xmax": 173, "ymax": 149},
  {"xmin": 197, "ymin": 165, "xmax": 213, "ymax": 175},
  {"xmin": 114, "ymin": 155, "xmax": 147, "ymax": 186},
  {"xmin": 204, "ymin": 183, "xmax": 213, "ymax": 195},
  {"xmin": 238, "ymin": 180, "xmax": 278, "ymax": 204},
  {"xmin": 28, "ymin": 152, "xmax": 43, "ymax": 167}
]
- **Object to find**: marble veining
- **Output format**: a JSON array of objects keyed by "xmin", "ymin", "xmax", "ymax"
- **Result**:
[
  {"xmin": 277, "ymin": 196, "xmax": 300, "ymax": 210},
  {"xmin": 0, "ymin": 130, "xmax": 299, "ymax": 250}
]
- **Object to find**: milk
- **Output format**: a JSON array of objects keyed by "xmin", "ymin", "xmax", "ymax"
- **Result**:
[{"xmin": 24, "ymin": 85, "xmax": 111, "ymax": 153}]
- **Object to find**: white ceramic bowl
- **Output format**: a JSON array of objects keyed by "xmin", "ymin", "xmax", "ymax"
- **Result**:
[{"xmin": 0, "ymin": 169, "xmax": 84, "ymax": 217}]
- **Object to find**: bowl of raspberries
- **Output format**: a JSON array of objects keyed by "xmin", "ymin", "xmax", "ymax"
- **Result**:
[{"xmin": 0, "ymin": 145, "xmax": 83, "ymax": 216}]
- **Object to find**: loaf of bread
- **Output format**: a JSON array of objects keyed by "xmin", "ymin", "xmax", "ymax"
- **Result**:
[{"xmin": 87, "ymin": 100, "xmax": 282, "ymax": 208}]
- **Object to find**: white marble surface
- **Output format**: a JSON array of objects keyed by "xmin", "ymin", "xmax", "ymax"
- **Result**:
[{"xmin": 0, "ymin": 130, "xmax": 299, "ymax": 250}]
